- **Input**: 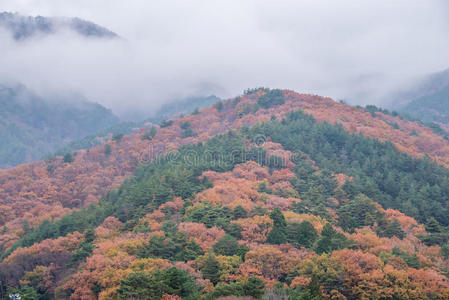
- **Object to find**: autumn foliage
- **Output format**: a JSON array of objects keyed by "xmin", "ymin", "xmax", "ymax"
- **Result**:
[{"xmin": 1, "ymin": 89, "xmax": 449, "ymax": 299}]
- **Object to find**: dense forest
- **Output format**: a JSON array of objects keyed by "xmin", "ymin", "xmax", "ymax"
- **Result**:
[{"xmin": 1, "ymin": 89, "xmax": 449, "ymax": 299}]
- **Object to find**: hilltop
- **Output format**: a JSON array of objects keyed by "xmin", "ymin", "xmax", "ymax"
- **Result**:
[{"xmin": 0, "ymin": 12, "xmax": 118, "ymax": 40}]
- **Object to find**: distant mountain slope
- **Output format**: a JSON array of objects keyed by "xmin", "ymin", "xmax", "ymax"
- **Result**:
[
  {"xmin": 148, "ymin": 95, "xmax": 221, "ymax": 124},
  {"xmin": 393, "ymin": 68, "xmax": 449, "ymax": 126},
  {"xmin": 54, "ymin": 95, "xmax": 221, "ymax": 156},
  {"xmin": 0, "ymin": 12, "xmax": 118, "ymax": 40},
  {"xmin": 401, "ymin": 85, "xmax": 449, "ymax": 125},
  {"xmin": 0, "ymin": 84, "xmax": 120, "ymax": 168}
]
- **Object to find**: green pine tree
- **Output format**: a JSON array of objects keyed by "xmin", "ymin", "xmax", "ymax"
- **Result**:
[
  {"xmin": 201, "ymin": 252, "xmax": 221, "ymax": 284},
  {"xmin": 266, "ymin": 207, "xmax": 287, "ymax": 245},
  {"xmin": 425, "ymin": 217, "xmax": 441, "ymax": 233}
]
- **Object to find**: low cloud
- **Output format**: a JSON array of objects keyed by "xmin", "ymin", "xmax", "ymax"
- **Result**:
[{"xmin": 1, "ymin": 0, "xmax": 449, "ymax": 117}]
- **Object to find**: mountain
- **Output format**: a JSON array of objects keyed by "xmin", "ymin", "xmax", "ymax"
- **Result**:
[
  {"xmin": 0, "ymin": 89, "xmax": 449, "ymax": 299},
  {"xmin": 54, "ymin": 95, "xmax": 221, "ymax": 156},
  {"xmin": 0, "ymin": 12, "xmax": 118, "ymax": 40},
  {"xmin": 391, "ymin": 68, "xmax": 449, "ymax": 127},
  {"xmin": 0, "ymin": 84, "xmax": 120, "ymax": 168}
]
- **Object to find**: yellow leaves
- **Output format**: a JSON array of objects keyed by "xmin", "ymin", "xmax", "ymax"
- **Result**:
[
  {"xmin": 196, "ymin": 254, "xmax": 242, "ymax": 282},
  {"xmin": 99, "ymin": 267, "xmax": 131, "ymax": 297},
  {"xmin": 283, "ymin": 211, "xmax": 326, "ymax": 233},
  {"xmin": 98, "ymin": 258, "xmax": 169, "ymax": 300},
  {"xmin": 296, "ymin": 253, "xmax": 343, "ymax": 280},
  {"xmin": 216, "ymin": 255, "xmax": 242, "ymax": 281},
  {"xmin": 100, "ymin": 236, "xmax": 145, "ymax": 258},
  {"xmin": 128, "ymin": 258, "xmax": 171, "ymax": 273}
]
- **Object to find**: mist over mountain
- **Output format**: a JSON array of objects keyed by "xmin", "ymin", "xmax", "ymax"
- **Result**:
[
  {"xmin": 383, "ymin": 68, "xmax": 449, "ymax": 127},
  {"xmin": 54, "ymin": 95, "xmax": 221, "ymax": 156},
  {"xmin": 0, "ymin": 12, "xmax": 118, "ymax": 40},
  {"xmin": 0, "ymin": 83, "xmax": 120, "ymax": 168},
  {"xmin": 1, "ymin": 1, "xmax": 449, "ymax": 299},
  {"xmin": 1, "ymin": 1, "xmax": 449, "ymax": 115}
]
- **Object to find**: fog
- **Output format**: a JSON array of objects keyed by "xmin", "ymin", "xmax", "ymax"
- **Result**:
[{"xmin": 1, "ymin": 0, "xmax": 449, "ymax": 117}]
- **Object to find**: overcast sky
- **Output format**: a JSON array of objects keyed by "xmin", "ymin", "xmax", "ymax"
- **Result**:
[{"xmin": 1, "ymin": 0, "xmax": 449, "ymax": 117}]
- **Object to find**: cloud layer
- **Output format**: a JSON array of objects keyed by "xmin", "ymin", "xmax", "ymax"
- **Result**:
[{"xmin": 1, "ymin": 0, "xmax": 449, "ymax": 116}]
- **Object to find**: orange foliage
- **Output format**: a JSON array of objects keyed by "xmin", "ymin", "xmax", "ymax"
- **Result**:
[
  {"xmin": 239, "ymin": 245, "xmax": 307, "ymax": 281},
  {"xmin": 349, "ymin": 228, "xmax": 392, "ymax": 255},
  {"xmin": 178, "ymin": 222, "xmax": 226, "ymax": 251},
  {"xmin": 4, "ymin": 89, "xmax": 449, "ymax": 250},
  {"xmin": 194, "ymin": 177, "xmax": 259, "ymax": 211},
  {"xmin": 3, "ymin": 89, "xmax": 449, "ymax": 298},
  {"xmin": 95, "ymin": 216, "xmax": 124, "ymax": 239},
  {"xmin": 384, "ymin": 208, "xmax": 425, "ymax": 235},
  {"xmin": 283, "ymin": 211, "xmax": 326, "ymax": 233},
  {"xmin": 232, "ymin": 215, "xmax": 272, "ymax": 244}
]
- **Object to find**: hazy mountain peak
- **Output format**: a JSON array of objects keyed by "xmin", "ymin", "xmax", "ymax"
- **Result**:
[{"xmin": 0, "ymin": 12, "xmax": 118, "ymax": 40}]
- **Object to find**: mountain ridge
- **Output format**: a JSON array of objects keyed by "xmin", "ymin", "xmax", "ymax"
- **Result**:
[{"xmin": 0, "ymin": 12, "xmax": 118, "ymax": 40}]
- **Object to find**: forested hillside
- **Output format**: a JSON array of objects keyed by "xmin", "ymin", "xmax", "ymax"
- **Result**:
[
  {"xmin": 0, "ymin": 84, "xmax": 120, "ymax": 168},
  {"xmin": 1, "ymin": 89, "xmax": 449, "ymax": 299}
]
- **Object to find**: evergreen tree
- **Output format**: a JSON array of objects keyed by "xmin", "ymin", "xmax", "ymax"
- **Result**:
[
  {"xmin": 6, "ymin": 286, "xmax": 39, "ymax": 300},
  {"xmin": 118, "ymin": 272, "xmax": 163, "ymax": 300},
  {"xmin": 441, "ymin": 244, "xmax": 449, "ymax": 259},
  {"xmin": 257, "ymin": 89, "xmax": 285, "ymax": 108},
  {"xmin": 266, "ymin": 207, "xmax": 287, "ymax": 245},
  {"xmin": 63, "ymin": 153, "xmax": 74, "ymax": 163},
  {"xmin": 156, "ymin": 267, "xmax": 199, "ymax": 299},
  {"xmin": 243, "ymin": 276, "xmax": 265, "ymax": 299},
  {"xmin": 104, "ymin": 144, "xmax": 112, "ymax": 156},
  {"xmin": 287, "ymin": 221, "xmax": 318, "ymax": 248},
  {"xmin": 315, "ymin": 223, "xmax": 349, "ymax": 254},
  {"xmin": 337, "ymin": 195, "xmax": 382, "ymax": 232},
  {"xmin": 213, "ymin": 234, "xmax": 239, "ymax": 256},
  {"xmin": 201, "ymin": 252, "xmax": 221, "ymax": 284},
  {"xmin": 425, "ymin": 217, "xmax": 441, "ymax": 233},
  {"xmin": 118, "ymin": 268, "xmax": 198, "ymax": 300},
  {"xmin": 250, "ymin": 205, "xmax": 267, "ymax": 216},
  {"xmin": 112, "ymin": 133, "xmax": 124, "ymax": 142},
  {"xmin": 233, "ymin": 205, "xmax": 248, "ymax": 219},
  {"xmin": 378, "ymin": 218, "xmax": 405, "ymax": 239},
  {"xmin": 226, "ymin": 223, "xmax": 243, "ymax": 239}
]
